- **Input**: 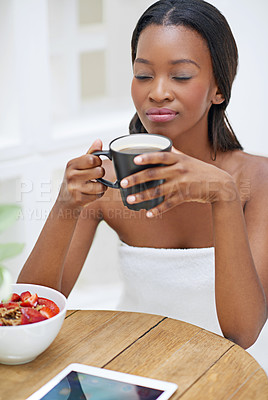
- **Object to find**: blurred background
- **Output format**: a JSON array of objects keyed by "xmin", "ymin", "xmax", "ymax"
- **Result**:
[{"xmin": 0, "ymin": 0, "xmax": 267, "ymax": 373}]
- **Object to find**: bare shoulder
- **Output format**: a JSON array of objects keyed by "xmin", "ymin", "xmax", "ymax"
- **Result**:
[
  {"xmin": 222, "ymin": 150, "xmax": 268, "ymax": 190},
  {"xmin": 238, "ymin": 151, "xmax": 268, "ymax": 192},
  {"xmin": 233, "ymin": 152, "xmax": 268, "ymax": 214},
  {"xmin": 219, "ymin": 150, "xmax": 268, "ymax": 209},
  {"xmin": 231, "ymin": 152, "xmax": 268, "ymax": 241}
]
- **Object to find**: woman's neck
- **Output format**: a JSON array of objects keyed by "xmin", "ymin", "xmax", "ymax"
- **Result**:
[{"xmin": 172, "ymin": 121, "xmax": 215, "ymax": 165}]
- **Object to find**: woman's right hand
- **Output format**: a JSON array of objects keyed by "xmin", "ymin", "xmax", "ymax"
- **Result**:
[{"xmin": 57, "ymin": 139, "xmax": 107, "ymax": 211}]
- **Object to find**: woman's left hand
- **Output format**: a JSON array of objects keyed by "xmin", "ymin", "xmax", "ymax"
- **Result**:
[{"xmin": 120, "ymin": 147, "xmax": 237, "ymax": 217}]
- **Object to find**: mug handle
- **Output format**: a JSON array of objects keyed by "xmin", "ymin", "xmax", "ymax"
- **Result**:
[{"xmin": 92, "ymin": 150, "xmax": 120, "ymax": 189}]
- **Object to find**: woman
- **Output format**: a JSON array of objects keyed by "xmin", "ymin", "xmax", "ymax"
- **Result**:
[{"xmin": 18, "ymin": 0, "xmax": 268, "ymax": 349}]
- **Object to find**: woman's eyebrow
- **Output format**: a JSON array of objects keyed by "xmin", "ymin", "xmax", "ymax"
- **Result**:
[
  {"xmin": 134, "ymin": 57, "xmax": 200, "ymax": 68},
  {"xmin": 170, "ymin": 59, "xmax": 200, "ymax": 68},
  {"xmin": 134, "ymin": 58, "xmax": 152, "ymax": 65}
]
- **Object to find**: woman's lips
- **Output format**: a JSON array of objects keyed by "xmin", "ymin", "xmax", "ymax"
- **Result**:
[{"xmin": 146, "ymin": 108, "xmax": 178, "ymax": 123}]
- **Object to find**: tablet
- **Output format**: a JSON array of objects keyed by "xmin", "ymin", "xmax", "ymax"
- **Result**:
[{"xmin": 26, "ymin": 363, "xmax": 178, "ymax": 400}]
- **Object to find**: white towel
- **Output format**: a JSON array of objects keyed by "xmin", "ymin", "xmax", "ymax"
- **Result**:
[{"xmin": 117, "ymin": 241, "xmax": 222, "ymax": 335}]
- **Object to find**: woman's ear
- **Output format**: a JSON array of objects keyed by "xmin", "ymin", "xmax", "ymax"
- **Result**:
[{"xmin": 212, "ymin": 90, "xmax": 225, "ymax": 105}]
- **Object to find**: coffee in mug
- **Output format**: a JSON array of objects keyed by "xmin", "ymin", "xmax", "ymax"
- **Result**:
[
  {"xmin": 119, "ymin": 146, "xmax": 162, "ymax": 154},
  {"xmin": 93, "ymin": 133, "xmax": 172, "ymax": 211}
]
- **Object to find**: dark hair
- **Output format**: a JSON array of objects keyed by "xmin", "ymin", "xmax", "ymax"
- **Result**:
[{"xmin": 129, "ymin": 0, "xmax": 243, "ymax": 155}]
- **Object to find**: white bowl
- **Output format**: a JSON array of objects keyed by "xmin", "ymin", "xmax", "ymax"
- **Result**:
[{"xmin": 0, "ymin": 283, "xmax": 67, "ymax": 365}]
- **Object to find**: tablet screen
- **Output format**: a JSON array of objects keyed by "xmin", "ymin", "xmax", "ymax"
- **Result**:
[{"xmin": 40, "ymin": 370, "xmax": 164, "ymax": 400}]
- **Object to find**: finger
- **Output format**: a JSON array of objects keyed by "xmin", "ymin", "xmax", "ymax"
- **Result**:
[
  {"xmin": 121, "ymin": 163, "xmax": 180, "ymax": 188},
  {"xmin": 133, "ymin": 150, "xmax": 179, "ymax": 166},
  {"xmin": 61, "ymin": 184, "xmax": 106, "ymax": 206},
  {"xmin": 69, "ymin": 182, "xmax": 107, "ymax": 198},
  {"xmin": 126, "ymin": 184, "xmax": 164, "ymax": 205},
  {"xmin": 146, "ymin": 193, "xmax": 183, "ymax": 218},
  {"xmin": 67, "ymin": 165, "xmax": 105, "ymax": 183},
  {"xmin": 67, "ymin": 154, "xmax": 102, "ymax": 171},
  {"xmin": 87, "ymin": 139, "xmax": 103, "ymax": 154},
  {"xmin": 126, "ymin": 180, "xmax": 181, "ymax": 205},
  {"xmin": 80, "ymin": 180, "xmax": 108, "ymax": 195},
  {"xmin": 121, "ymin": 166, "xmax": 162, "ymax": 188}
]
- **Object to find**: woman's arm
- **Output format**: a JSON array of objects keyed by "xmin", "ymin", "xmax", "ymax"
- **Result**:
[
  {"xmin": 212, "ymin": 183, "xmax": 267, "ymax": 349},
  {"xmin": 120, "ymin": 149, "xmax": 268, "ymax": 348},
  {"xmin": 17, "ymin": 140, "xmax": 107, "ymax": 296},
  {"xmin": 17, "ymin": 201, "xmax": 101, "ymax": 296},
  {"xmin": 60, "ymin": 203, "xmax": 102, "ymax": 297}
]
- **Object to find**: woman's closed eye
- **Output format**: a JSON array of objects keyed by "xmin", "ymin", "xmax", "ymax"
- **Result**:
[
  {"xmin": 172, "ymin": 76, "xmax": 192, "ymax": 81},
  {"xmin": 134, "ymin": 75, "xmax": 153, "ymax": 80},
  {"xmin": 134, "ymin": 75, "xmax": 192, "ymax": 81}
]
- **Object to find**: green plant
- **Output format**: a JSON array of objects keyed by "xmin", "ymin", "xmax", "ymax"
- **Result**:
[{"xmin": 0, "ymin": 205, "xmax": 24, "ymax": 299}]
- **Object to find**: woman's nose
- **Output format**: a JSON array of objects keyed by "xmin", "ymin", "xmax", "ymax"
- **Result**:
[{"xmin": 149, "ymin": 78, "xmax": 174, "ymax": 103}]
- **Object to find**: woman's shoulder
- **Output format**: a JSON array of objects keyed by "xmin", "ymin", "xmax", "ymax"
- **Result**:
[
  {"xmin": 236, "ymin": 150, "xmax": 268, "ymax": 182},
  {"xmin": 221, "ymin": 149, "xmax": 268, "ymax": 178},
  {"xmin": 226, "ymin": 150, "xmax": 268, "ymax": 204},
  {"xmin": 220, "ymin": 150, "xmax": 268, "ymax": 203}
]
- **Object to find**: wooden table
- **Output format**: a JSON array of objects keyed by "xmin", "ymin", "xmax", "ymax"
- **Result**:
[{"xmin": 0, "ymin": 310, "xmax": 267, "ymax": 400}]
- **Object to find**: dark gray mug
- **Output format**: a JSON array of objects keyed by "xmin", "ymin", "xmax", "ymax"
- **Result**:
[{"xmin": 93, "ymin": 133, "xmax": 172, "ymax": 211}]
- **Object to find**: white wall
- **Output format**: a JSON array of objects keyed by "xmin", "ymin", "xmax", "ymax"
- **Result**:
[
  {"xmin": 210, "ymin": 0, "xmax": 268, "ymax": 155},
  {"xmin": 0, "ymin": 0, "xmax": 267, "ymax": 373}
]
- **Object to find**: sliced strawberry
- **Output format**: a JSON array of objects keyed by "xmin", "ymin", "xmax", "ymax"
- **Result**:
[
  {"xmin": 39, "ymin": 306, "xmax": 56, "ymax": 319},
  {"xmin": 38, "ymin": 298, "xmax": 59, "ymax": 315},
  {"xmin": 20, "ymin": 291, "xmax": 31, "ymax": 302},
  {"xmin": 11, "ymin": 293, "xmax": 21, "ymax": 302},
  {"xmin": 21, "ymin": 308, "xmax": 47, "ymax": 325},
  {"xmin": 20, "ymin": 293, "xmax": 38, "ymax": 307},
  {"xmin": 0, "ymin": 302, "xmax": 20, "ymax": 309}
]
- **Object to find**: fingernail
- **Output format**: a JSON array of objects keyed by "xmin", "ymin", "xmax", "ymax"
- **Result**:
[
  {"xmin": 127, "ymin": 195, "xmax": 136, "ymax": 203},
  {"xmin": 146, "ymin": 211, "xmax": 154, "ymax": 218},
  {"xmin": 121, "ymin": 179, "xmax": 128, "ymax": 188},
  {"xmin": 134, "ymin": 156, "xmax": 142, "ymax": 163}
]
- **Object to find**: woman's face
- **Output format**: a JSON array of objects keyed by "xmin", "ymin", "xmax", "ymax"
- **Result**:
[{"xmin": 131, "ymin": 25, "xmax": 220, "ymax": 145}]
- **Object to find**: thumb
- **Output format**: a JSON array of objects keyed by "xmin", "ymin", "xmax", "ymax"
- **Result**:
[{"xmin": 87, "ymin": 139, "xmax": 103, "ymax": 154}]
